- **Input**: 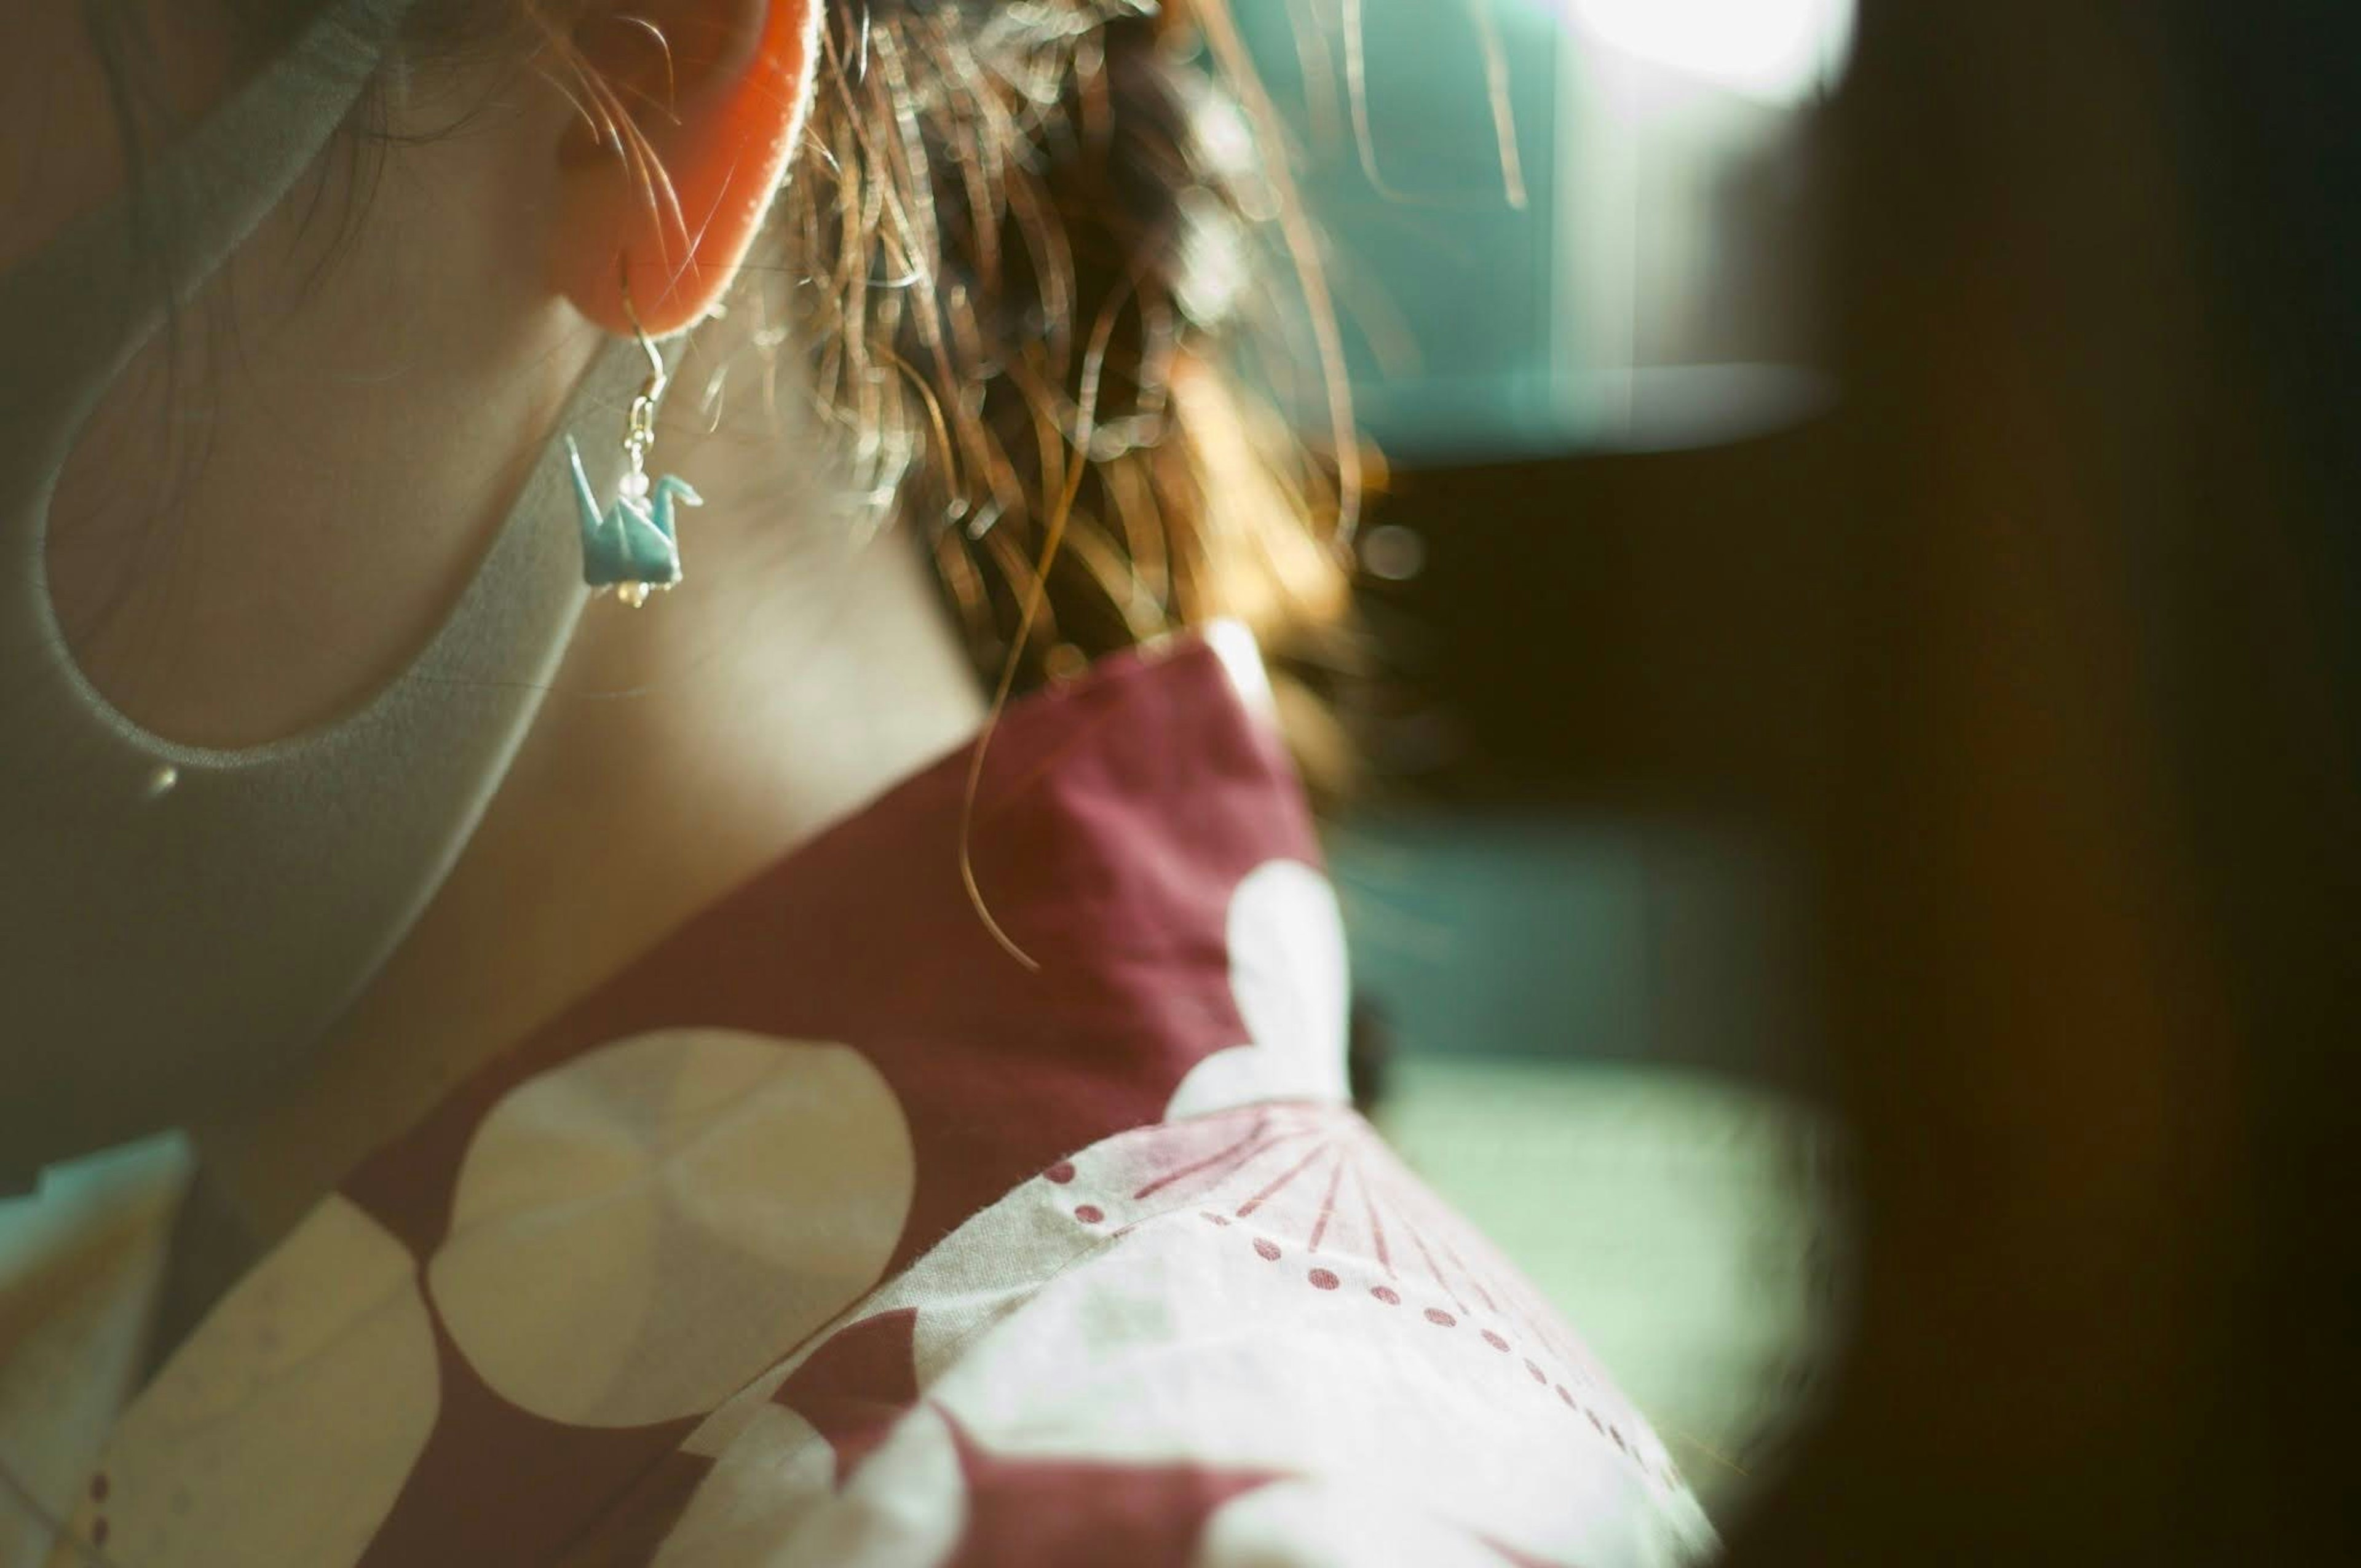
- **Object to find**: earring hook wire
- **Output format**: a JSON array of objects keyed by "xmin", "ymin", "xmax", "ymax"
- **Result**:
[{"xmin": 619, "ymin": 259, "xmax": 669, "ymax": 461}]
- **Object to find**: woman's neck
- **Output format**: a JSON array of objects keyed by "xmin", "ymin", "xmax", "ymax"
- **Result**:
[{"xmin": 184, "ymin": 378, "xmax": 987, "ymax": 1270}]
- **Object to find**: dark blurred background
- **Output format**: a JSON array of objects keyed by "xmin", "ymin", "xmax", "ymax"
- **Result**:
[
  {"xmin": 1234, "ymin": 0, "xmax": 1854, "ymax": 1521},
  {"xmin": 1242, "ymin": 0, "xmax": 2358, "ymax": 1556}
]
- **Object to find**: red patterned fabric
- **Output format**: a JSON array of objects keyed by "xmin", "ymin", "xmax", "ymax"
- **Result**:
[{"xmin": 55, "ymin": 631, "xmax": 1717, "ymax": 1567}]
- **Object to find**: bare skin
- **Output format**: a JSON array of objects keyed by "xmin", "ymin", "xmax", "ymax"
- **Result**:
[{"xmin": 16, "ymin": 2, "xmax": 984, "ymax": 1270}]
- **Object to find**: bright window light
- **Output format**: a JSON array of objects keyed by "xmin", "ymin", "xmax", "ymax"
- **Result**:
[{"xmin": 1564, "ymin": 0, "xmax": 1856, "ymax": 105}]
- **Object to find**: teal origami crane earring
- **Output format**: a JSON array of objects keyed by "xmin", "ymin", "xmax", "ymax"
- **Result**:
[{"xmin": 567, "ymin": 272, "xmax": 703, "ymax": 608}]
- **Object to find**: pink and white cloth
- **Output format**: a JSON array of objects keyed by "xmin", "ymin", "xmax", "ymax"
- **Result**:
[{"xmin": 45, "ymin": 630, "xmax": 1717, "ymax": 1567}]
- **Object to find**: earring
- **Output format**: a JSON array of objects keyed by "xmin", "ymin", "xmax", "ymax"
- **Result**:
[{"xmin": 566, "ymin": 270, "xmax": 704, "ymax": 608}]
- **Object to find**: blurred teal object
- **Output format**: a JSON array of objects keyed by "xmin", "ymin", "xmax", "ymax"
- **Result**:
[
  {"xmin": 1375, "ymin": 1055, "xmax": 1840, "ymax": 1521},
  {"xmin": 1235, "ymin": 0, "xmax": 1852, "ymax": 461},
  {"xmin": 1330, "ymin": 811, "xmax": 1816, "ymax": 1083},
  {"xmin": 1332, "ymin": 810, "xmax": 1842, "ymax": 1521}
]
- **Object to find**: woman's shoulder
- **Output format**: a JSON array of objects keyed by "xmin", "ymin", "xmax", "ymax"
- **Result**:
[{"xmin": 643, "ymin": 1100, "xmax": 1718, "ymax": 1567}]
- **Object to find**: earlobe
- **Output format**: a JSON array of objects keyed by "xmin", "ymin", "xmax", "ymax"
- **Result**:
[{"xmin": 548, "ymin": 0, "xmax": 820, "ymax": 338}]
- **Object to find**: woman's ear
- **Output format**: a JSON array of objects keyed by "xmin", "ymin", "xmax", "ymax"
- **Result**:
[{"xmin": 548, "ymin": 0, "xmax": 820, "ymax": 338}]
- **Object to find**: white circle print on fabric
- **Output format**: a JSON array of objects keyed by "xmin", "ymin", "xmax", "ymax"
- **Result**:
[
  {"xmin": 1166, "ymin": 859, "xmax": 1352, "ymax": 1120},
  {"xmin": 428, "ymin": 1029, "xmax": 916, "ymax": 1428},
  {"xmin": 1194, "ymin": 1479, "xmax": 1526, "ymax": 1568},
  {"xmin": 93, "ymin": 1197, "xmax": 439, "ymax": 1568}
]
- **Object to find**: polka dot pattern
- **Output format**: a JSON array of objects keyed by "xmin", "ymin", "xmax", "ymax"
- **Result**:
[
  {"xmin": 428, "ymin": 1029, "xmax": 914, "ymax": 1428},
  {"xmin": 63, "ymin": 633, "xmax": 1712, "ymax": 1566},
  {"xmin": 85, "ymin": 1197, "xmax": 439, "ymax": 1568},
  {"xmin": 1034, "ymin": 1099, "xmax": 1674, "ymax": 1490},
  {"xmin": 1163, "ymin": 860, "xmax": 1352, "ymax": 1121}
]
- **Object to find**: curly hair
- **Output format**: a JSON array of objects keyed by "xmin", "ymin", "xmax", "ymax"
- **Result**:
[
  {"xmin": 408, "ymin": 1, "xmax": 1368, "ymax": 786},
  {"xmin": 90, "ymin": 0, "xmax": 1364, "ymax": 796}
]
